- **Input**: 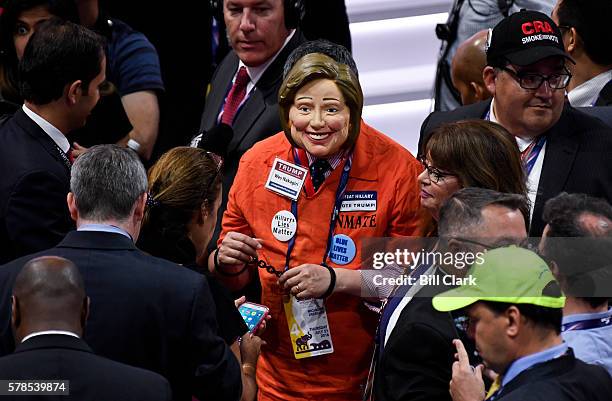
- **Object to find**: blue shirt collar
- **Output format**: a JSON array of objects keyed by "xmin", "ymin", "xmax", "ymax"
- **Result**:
[
  {"xmin": 77, "ymin": 224, "xmax": 133, "ymax": 241},
  {"xmin": 562, "ymin": 308, "xmax": 612, "ymax": 325},
  {"xmin": 502, "ymin": 343, "xmax": 569, "ymax": 388}
]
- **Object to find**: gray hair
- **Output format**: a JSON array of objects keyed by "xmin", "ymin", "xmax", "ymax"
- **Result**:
[
  {"xmin": 70, "ymin": 145, "xmax": 147, "ymax": 221},
  {"xmin": 283, "ymin": 39, "xmax": 358, "ymax": 79},
  {"xmin": 439, "ymin": 187, "xmax": 529, "ymax": 238}
]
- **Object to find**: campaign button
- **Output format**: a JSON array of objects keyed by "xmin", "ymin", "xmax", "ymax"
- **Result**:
[
  {"xmin": 271, "ymin": 210, "xmax": 297, "ymax": 242},
  {"xmin": 328, "ymin": 234, "xmax": 356, "ymax": 265}
]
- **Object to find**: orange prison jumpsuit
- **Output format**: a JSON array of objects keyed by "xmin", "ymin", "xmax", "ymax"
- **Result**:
[{"xmin": 220, "ymin": 122, "xmax": 423, "ymax": 400}]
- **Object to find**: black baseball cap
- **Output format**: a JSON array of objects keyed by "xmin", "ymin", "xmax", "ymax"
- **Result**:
[{"xmin": 486, "ymin": 9, "xmax": 575, "ymax": 67}]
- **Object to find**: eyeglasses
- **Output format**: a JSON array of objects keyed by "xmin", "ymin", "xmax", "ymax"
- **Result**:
[
  {"xmin": 418, "ymin": 155, "xmax": 457, "ymax": 184},
  {"xmin": 450, "ymin": 237, "xmax": 537, "ymax": 252},
  {"xmin": 500, "ymin": 66, "xmax": 572, "ymax": 90}
]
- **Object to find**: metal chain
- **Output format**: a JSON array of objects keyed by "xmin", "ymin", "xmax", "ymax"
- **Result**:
[{"xmin": 250, "ymin": 258, "xmax": 283, "ymax": 278}]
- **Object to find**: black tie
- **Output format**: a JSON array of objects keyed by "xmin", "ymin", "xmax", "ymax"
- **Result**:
[{"xmin": 309, "ymin": 159, "xmax": 331, "ymax": 192}]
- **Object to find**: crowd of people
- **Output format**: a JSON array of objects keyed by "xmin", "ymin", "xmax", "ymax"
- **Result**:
[{"xmin": 0, "ymin": 0, "xmax": 611, "ymax": 400}]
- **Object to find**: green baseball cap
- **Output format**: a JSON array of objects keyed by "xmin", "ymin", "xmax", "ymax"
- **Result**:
[{"xmin": 432, "ymin": 246, "xmax": 565, "ymax": 312}]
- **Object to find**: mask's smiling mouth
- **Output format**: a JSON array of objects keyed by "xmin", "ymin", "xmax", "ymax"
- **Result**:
[{"xmin": 306, "ymin": 131, "xmax": 333, "ymax": 141}]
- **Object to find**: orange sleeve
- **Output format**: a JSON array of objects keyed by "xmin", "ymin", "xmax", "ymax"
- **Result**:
[{"xmin": 218, "ymin": 158, "xmax": 255, "ymax": 247}]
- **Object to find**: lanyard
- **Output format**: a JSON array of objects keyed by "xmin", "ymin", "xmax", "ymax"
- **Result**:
[
  {"xmin": 521, "ymin": 135, "xmax": 546, "ymax": 176},
  {"xmin": 53, "ymin": 143, "xmax": 72, "ymax": 171},
  {"xmin": 485, "ymin": 107, "xmax": 546, "ymax": 176},
  {"xmin": 562, "ymin": 314, "xmax": 612, "ymax": 332},
  {"xmin": 284, "ymin": 148, "xmax": 353, "ymax": 270}
]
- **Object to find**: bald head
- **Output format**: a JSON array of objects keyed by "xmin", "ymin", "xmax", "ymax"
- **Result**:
[
  {"xmin": 12, "ymin": 256, "xmax": 88, "ymax": 343},
  {"xmin": 451, "ymin": 29, "xmax": 492, "ymax": 105}
]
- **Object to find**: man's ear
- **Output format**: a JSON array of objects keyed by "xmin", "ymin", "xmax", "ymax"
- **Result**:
[
  {"xmin": 483, "ymin": 66, "xmax": 497, "ymax": 96},
  {"xmin": 11, "ymin": 296, "xmax": 20, "ymax": 329},
  {"xmin": 505, "ymin": 305, "xmax": 521, "ymax": 338},
  {"xmin": 566, "ymin": 27, "xmax": 579, "ymax": 54},
  {"xmin": 133, "ymin": 192, "xmax": 147, "ymax": 223},
  {"xmin": 66, "ymin": 80, "xmax": 83, "ymax": 106},
  {"xmin": 472, "ymin": 81, "xmax": 491, "ymax": 102},
  {"xmin": 67, "ymin": 192, "xmax": 79, "ymax": 222},
  {"xmin": 447, "ymin": 238, "xmax": 461, "ymax": 252},
  {"xmin": 81, "ymin": 296, "xmax": 90, "ymax": 329}
]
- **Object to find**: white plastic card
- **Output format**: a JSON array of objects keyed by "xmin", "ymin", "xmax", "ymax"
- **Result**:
[{"xmin": 264, "ymin": 158, "xmax": 308, "ymax": 201}]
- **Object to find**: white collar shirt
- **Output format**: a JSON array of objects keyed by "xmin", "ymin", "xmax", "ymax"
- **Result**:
[
  {"xmin": 22, "ymin": 330, "xmax": 79, "ymax": 343},
  {"xmin": 22, "ymin": 104, "xmax": 70, "ymax": 153},
  {"xmin": 218, "ymin": 29, "xmax": 296, "ymax": 124},
  {"xmin": 567, "ymin": 69, "xmax": 612, "ymax": 107},
  {"xmin": 488, "ymin": 99, "xmax": 546, "ymax": 222}
]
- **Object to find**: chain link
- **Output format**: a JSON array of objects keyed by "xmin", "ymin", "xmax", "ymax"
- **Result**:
[{"xmin": 249, "ymin": 258, "xmax": 283, "ymax": 278}]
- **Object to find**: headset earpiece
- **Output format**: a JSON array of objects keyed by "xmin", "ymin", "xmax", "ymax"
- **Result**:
[{"xmin": 283, "ymin": 0, "xmax": 305, "ymax": 30}]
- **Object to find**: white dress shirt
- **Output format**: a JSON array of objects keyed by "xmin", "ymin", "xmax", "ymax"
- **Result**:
[
  {"xmin": 218, "ymin": 29, "xmax": 296, "ymax": 122},
  {"xmin": 22, "ymin": 104, "xmax": 70, "ymax": 153},
  {"xmin": 22, "ymin": 330, "xmax": 79, "ymax": 343},
  {"xmin": 567, "ymin": 69, "xmax": 612, "ymax": 107},
  {"xmin": 488, "ymin": 99, "xmax": 545, "ymax": 222}
]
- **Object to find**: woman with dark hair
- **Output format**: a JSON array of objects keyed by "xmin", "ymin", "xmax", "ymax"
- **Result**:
[
  {"xmin": 139, "ymin": 146, "xmax": 223, "ymax": 267},
  {"xmin": 419, "ymin": 119, "xmax": 528, "ymax": 225},
  {"xmin": 138, "ymin": 146, "xmax": 260, "ymax": 401},
  {"xmin": 208, "ymin": 53, "xmax": 424, "ymax": 400}
]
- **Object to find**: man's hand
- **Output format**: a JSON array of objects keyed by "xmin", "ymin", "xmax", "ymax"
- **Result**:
[
  {"xmin": 217, "ymin": 232, "xmax": 262, "ymax": 267},
  {"xmin": 278, "ymin": 264, "xmax": 333, "ymax": 299},
  {"xmin": 449, "ymin": 339, "xmax": 485, "ymax": 401},
  {"xmin": 72, "ymin": 142, "xmax": 89, "ymax": 158}
]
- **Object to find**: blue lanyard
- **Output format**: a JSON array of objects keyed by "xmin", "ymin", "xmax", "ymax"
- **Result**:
[
  {"xmin": 562, "ymin": 315, "xmax": 612, "ymax": 332},
  {"xmin": 485, "ymin": 108, "xmax": 546, "ymax": 175},
  {"xmin": 284, "ymin": 149, "xmax": 353, "ymax": 270}
]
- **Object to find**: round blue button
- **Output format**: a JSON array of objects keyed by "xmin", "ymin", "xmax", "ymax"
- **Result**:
[{"xmin": 329, "ymin": 234, "xmax": 356, "ymax": 265}]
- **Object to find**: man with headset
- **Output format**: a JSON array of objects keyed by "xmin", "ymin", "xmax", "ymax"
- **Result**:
[{"xmin": 195, "ymin": 0, "xmax": 306, "ymax": 266}]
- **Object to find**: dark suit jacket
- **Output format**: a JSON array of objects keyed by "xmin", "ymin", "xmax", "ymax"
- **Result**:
[
  {"xmin": 419, "ymin": 100, "xmax": 612, "ymax": 236},
  {"xmin": 595, "ymin": 79, "xmax": 612, "ymax": 106},
  {"xmin": 0, "ymin": 109, "xmax": 74, "ymax": 264},
  {"xmin": 373, "ymin": 281, "xmax": 473, "ymax": 401},
  {"xmin": 199, "ymin": 31, "xmax": 306, "ymax": 254},
  {"xmin": 579, "ymin": 106, "xmax": 612, "ymax": 128},
  {"xmin": 0, "ymin": 231, "xmax": 241, "ymax": 401},
  {"xmin": 0, "ymin": 334, "xmax": 171, "ymax": 401},
  {"xmin": 497, "ymin": 350, "xmax": 612, "ymax": 401}
]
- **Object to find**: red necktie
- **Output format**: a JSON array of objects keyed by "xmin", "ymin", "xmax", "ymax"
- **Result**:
[{"xmin": 221, "ymin": 66, "xmax": 250, "ymax": 126}]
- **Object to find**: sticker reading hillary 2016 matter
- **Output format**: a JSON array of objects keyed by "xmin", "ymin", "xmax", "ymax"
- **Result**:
[
  {"xmin": 271, "ymin": 210, "xmax": 297, "ymax": 242},
  {"xmin": 328, "ymin": 234, "xmax": 356, "ymax": 265},
  {"xmin": 264, "ymin": 158, "xmax": 308, "ymax": 201}
]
